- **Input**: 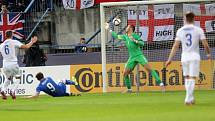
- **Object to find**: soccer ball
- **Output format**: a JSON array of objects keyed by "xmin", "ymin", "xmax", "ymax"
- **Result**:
[{"xmin": 112, "ymin": 18, "xmax": 121, "ymax": 26}]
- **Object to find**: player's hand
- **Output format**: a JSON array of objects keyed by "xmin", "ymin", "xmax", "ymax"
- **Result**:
[
  {"xmin": 130, "ymin": 37, "xmax": 138, "ymax": 44},
  {"xmin": 207, "ymin": 54, "xmax": 211, "ymax": 60},
  {"xmin": 104, "ymin": 22, "xmax": 109, "ymax": 30},
  {"xmin": 165, "ymin": 60, "xmax": 171, "ymax": 67},
  {"xmin": 31, "ymin": 36, "xmax": 38, "ymax": 43},
  {"xmin": 133, "ymin": 39, "xmax": 139, "ymax": 44}
]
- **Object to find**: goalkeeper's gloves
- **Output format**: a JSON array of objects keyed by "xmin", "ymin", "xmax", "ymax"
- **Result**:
[
  {"xmin": 130, "ymin": 37, "xmax": 139, "ymax": 44},
  {"xmin": 105, "ymin": 22, "xmax": 114, "ymax": 33}
]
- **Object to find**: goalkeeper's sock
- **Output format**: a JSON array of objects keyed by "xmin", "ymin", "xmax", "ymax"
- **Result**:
[
  {"xmin": 151, "ymin": 70, "xmax": 162, "ymax": 84},
  {"xmin": 184, "ymin": 79, "xmax": 189, "ymax": 103},
  {"xmin": 124, "ymin": 75, "xmax": 131, "ymax": 89}
]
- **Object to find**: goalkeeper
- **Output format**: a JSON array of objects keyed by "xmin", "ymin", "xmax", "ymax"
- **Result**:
[{"xmin": 105, "ymin": 23, "xmax": 164, "ymax": 93}]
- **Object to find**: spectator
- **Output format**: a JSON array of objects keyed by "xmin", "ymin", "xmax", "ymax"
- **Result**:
[
  {"xmin": 75, "ymin": 38, "xmax": 88, "ymax": 53},
  {"xmin": 16, "ymin": 1, "xmax": 25, "ymax": 12},
  {"xmin": 1, "ymin": 4, "xmax": 9, "ymax": 13},
  {"xmin": 23, "ymin": 41, "xmax": 47, "ymax": 66}
]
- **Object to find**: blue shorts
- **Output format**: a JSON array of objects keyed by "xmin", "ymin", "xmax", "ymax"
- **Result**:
[{"xmin": 55, "ymin": 82, "xmax": 69, "ymax": 97}]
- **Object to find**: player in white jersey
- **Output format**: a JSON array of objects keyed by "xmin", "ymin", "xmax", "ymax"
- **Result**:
[
  {"xmin": 165, "ymin": 12, "xmax": 211, "ymax": 105},
  {"xmin": 0, "ymin": 31, "xmax": 37, "ymax": 100}
]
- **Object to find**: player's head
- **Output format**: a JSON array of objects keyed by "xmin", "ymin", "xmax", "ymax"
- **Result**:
[
  {"xmin": 80, "ymin": 38, "xmax": 85, "ymax": 44},
  {"xmin": 6, "ymin": 31, "xmax": 13, "ymax": 39},
  {"xmin": 126, "ymin": 25, "xmax": 135, "ymax": 33},
  {"xmin": 36, "ymin": 72, "xmax": 44, "ymax": 81},
  {"xmin": 1, "ymin": 4, "xmax": 8, "ymax": 13},
  {"xmin": 185, "ymin": 12, "xmax": 195, "ymax": 24}
]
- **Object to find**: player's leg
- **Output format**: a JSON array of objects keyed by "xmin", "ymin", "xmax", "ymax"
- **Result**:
[
  {"xmin": 1, "ymin": 78, "xmax": 11, "ymax": 100},
  {"xmin": 0, "ymin": 68, "xmax": 13, "ymax": 100},
  {"xmin": 10, "ymin": 66, "xmax": 21, "ymax": 100},
  {"xmin": 57, "ymin": 82, "xmax": 68, "ymax": 96},
  {"xmin": 60, "ymin": 77, "xmax": 78, "ymax": 85},
  {"xmin": 123, "ymin": 58, "xmax": 137, "ymax": 92},
  {"xmin": 188, "ymin": 60, "xmax": 200, "ymax": 104},
  {"xmin": 138, "ymin": 55, "xmax": 163, "ymax": 86},
  {"xmin": 182, "ymin": 61, "xmax": 192, "ymax": 105},
  {"xmin": 57, "ymin": 82, "xmax": 81, "ymax": 96}
]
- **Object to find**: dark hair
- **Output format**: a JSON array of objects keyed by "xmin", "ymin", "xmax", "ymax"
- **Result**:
[
  {"xmin": 185, "ymin": 12, "xmax": 195, "ymax": 23},
  {"xmin": 6, "ymin": 31, "xmax": 12, "ymax": 39},
  {"xmin": 36, "ymin": 72, "xmax": 44, "ymax": 80},
  {"xmin": 80, "ymin": 38, "xmax": 85, "ymax": 40},
  {"xmin": 130, "ymin": 25, "xmax": 135, "ymax": 32}
]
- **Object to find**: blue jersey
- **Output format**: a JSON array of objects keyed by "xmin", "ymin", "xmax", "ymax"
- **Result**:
[{"xmin": 36, "ymin": 77, "xmax": 68, "ymax": 97}]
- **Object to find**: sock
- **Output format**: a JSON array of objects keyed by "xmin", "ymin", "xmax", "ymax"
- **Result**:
[
  {"xmin": 65, "ymin": 80, "xmax": 76, "ymax": 85},
  {"xmin": 151, "ymin": 70, "xmax": 162, "ymax": 84},
  {"xmin": 189, "ymin": 79, "xmax": 195, "ymax": 102},
  {"xmin": 184, "ymin": 78, "xmax": 189, "ymax": 103},
  {"xmin": 1, "ymin": 79, "xmax": 11, "ymax": 92},
  {"xmin": 124, "ymin": 75, "xmax": 131, "ymax": 89},
  {"xmin": 11, "ymin": 78, "xmax": 21, "ymax": 93},
  {"xmin": 61, "ymin": 78, "xmax": 77, "ymax": 85}
]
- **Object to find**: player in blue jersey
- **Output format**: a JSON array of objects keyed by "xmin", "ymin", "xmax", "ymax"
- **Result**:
[{"xmin": 24, "ymin": 72, "xmax": 80, "ymax": 99}]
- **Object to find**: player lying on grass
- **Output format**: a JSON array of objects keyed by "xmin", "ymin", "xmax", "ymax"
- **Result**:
[
  {"xmin": 24, "ymin": 72, "xmax": 80, "ymax": 99},
  {"xmin": 165, "ymin": 12, "xmax": 211, "ymax": 105},
  {"xmin": 105, "ymin": 23, "xmax": 164, "ymax": 93}
]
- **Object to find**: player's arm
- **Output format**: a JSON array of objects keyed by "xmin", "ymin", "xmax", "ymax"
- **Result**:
[
  {"xmin": 104, "ymin": 23, "xmax": 125, "ymax": 41},
  {"xmin": 201, "ymin": 39, "xmax": 211, "ymax": 59},
  {"xmin": 20, "ymin": 36, "xmax": 38, "ymax": 49},
  {"xmin": 111, "ymin": 31, "xmax": 125, "ymax": 40},
  {"xmin": 133, "ymin": 34, "xmax": 144, "ymax": 46},
  {"xmin": 23, "ymin": 92, "xmax": 40, "ymax": 99},
  {"xmin": 165, "ymin": 40, "xmax": 180, "ymax": 67},
  {"xmin": 199, "ymin": 29, "xmax": 211, "ymax": 59}
]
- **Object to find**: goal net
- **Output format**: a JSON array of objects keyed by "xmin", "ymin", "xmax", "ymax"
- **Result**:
[{"xmin": 100, "ymin": 0, "xmax": 215, "ymax": 92}]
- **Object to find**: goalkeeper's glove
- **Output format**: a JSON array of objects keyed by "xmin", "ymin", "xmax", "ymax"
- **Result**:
[{"xmin": 105, "ymin": 22, "xmax": 114, "ymax": 33}]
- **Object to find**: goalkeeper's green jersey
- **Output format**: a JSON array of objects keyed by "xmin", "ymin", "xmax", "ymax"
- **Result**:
[{"xmin": 111, "ymin": 32, "xmax": 144, "ymax": 58}]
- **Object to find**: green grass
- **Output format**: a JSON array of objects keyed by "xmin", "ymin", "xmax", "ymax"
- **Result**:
[{"xmin": 0, "ymin": 90, "xmax": 215, "ymax": 121}]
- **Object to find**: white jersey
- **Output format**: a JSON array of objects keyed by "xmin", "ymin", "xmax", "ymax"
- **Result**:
[
  {"xmin": 175, "ymin": 24, "xmax": 206, "ymax": 62},
  {"xmin": 0, "ymin": 39, "xmax": 23, "ymax": 67}
]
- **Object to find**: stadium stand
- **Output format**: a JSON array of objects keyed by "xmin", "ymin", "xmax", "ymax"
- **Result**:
[{"xmin": 0, "ymin": 0, "xmax": 214, "ymax": 67}]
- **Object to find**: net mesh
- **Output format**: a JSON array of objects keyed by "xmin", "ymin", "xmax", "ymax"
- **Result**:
[{"xmin": 102, "ymin": 1, "xmax": 215, "ymax": 91}]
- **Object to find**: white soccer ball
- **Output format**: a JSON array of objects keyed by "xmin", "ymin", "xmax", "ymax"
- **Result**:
[{"xmin": 112, "ymin": 18, "xmax": 121, "ymax": 26}]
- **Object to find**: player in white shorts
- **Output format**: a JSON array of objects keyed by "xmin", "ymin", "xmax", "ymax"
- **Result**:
[
  {"xmin": 165, "ymin": 12, "xmax": 211, "ymax": 105},
  {"xmin": 0, "ymin": 31, "xmax": 37, "ymax": 100}
]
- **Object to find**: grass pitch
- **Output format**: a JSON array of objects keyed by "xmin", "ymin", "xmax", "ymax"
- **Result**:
[{"xmin": 0, "ymin": 90, "xmax": 215, "ymax": 121}]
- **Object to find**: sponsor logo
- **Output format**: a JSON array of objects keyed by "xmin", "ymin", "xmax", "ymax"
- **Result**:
[
  {"xmin": 0, "ymin": 70, "xmax": 34, "ymax": 85},
  {"xmin": 82, "ymin": 0, "xmax": 93, "ymax": 7},
  {"xmin": 71, "ymin": 62, "xmax": 210, "ymax": 93}
]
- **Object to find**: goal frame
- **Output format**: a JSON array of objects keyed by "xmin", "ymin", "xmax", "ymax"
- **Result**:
[{"xmin": 100, "ymin": 0, "xmax": 212, "ymax": 92}]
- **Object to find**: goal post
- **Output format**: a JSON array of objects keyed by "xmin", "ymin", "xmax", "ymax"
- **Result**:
[{"xmin": 100, "ymin": 0, "xmax": 215, "ymax": 93}]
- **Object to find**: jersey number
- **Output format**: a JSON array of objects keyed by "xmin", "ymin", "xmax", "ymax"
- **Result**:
[
  {"xmin": 185, "ymin": 33, "xmax": 192, "ymax": 47},
  {"xmin": 47, "ymin": 83, "xmax": 56, "ymax": 92},
  {"xmin": 4, "ymin": 45, "xmax": 9, "ymax": 55}
]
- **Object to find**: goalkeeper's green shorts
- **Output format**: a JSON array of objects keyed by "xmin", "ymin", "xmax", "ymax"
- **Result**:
[{"xmin": 125, "ymin": 54, "xmax": 148, "ymax": 70}]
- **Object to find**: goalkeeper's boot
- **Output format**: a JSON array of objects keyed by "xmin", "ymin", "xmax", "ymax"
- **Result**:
[
  {"xmin": 122, "ymin": 89, "xmax": 132, "ymax": 94},
  {"xmin": 9, "ymin": 91, "xmax": 16, "ymax": 100},
  {"xmin": 0, "ymin": 91, "xmax": 7, "ymax": 100},
  {"xmin": 159, "ymin": 82, "xmax": 165, "ymax": 93}
]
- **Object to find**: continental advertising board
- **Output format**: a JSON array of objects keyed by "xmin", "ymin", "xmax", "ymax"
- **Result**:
[
  {"xmin": 70, "ymin": 60, "xmax": 213, "ymax": 93},
  {"xmin": 0, "ymin": 65, "xmax": 70, "ymax": 95}
]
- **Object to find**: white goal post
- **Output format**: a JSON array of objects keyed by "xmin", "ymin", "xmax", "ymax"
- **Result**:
[{"xmin": 100, "ymin": 0, "xmax": 215, "ymax": 92}]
